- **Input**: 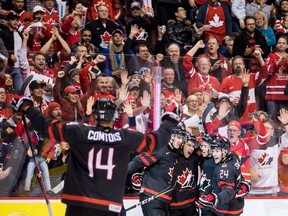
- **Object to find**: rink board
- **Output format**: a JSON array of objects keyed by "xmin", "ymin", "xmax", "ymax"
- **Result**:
[{"xmin": 0, "ymin": 197, "xmax": 288, "ymax": 216}]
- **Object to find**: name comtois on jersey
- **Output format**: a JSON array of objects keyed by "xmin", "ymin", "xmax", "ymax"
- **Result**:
[{"xmin": 88, "ymin": 131, "xmax": 122, "ymax": 142}]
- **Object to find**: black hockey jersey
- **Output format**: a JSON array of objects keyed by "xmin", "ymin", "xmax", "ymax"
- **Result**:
[
  {"xmin": 211, "ymin": 152, "xmax": 244, "ymax": 216},
  {"xmin": 128, "ymin": 146, "xmax": 180, "ymax": 203},
  {"xmin": 25, "ymin": 107, "xmax": 175, "ymax": 213},
  {"xmin": 199, "ymin": 156, "xmax": 217, "ymax": 195},
  {"xmin": 169, "ymin": 153, "xmax": 200, "ymax": 209}
]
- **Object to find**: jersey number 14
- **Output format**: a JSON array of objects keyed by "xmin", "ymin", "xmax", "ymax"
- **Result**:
[{"xmin": 88, "ymin": 147, "xmax": 116, "ymax": 180}]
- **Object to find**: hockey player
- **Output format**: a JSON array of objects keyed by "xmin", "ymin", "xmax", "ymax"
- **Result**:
[
  {"xmin": 199, "ymin": 137, "xmax": 250, "ymax": 216},
  {"xmin": 127, "ymin": 123, "xmax": 187, "ymax": 216},
  {"xmin": 169, "ymin": 133, "xmax": 200, "ymax": 216},
  {"xmin": 14, "ymin": 97, "xmax": 180, "ymax": 216},
  {"xmin": 198, "ymin": 134, "xmax": 218, "ymax": 216}
]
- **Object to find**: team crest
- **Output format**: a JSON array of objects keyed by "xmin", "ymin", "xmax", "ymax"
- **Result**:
[
  {"xmin": 258, "ymin": 152, "xmax": 273, "ymax": 166},
  {"xmin": 177, "ymin": 168, "xmax": 194, "ymax": 189},
  {"xmin": 199, "ymin": 171, "xmax": 211, "ymax": 192}
]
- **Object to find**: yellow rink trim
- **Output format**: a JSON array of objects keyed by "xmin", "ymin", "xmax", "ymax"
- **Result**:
[{"xmin": 0, "ymin": 200, "xmax": 66, "ymax": 216}]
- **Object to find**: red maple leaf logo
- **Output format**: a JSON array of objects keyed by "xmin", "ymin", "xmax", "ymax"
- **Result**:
[
  {"xmin": 177, "ymin": 168, "xmax": 193, "ymax": 188},
  {"xmin": 258, "ymin": 152, "xmax": 268, "ymax": 165},
  {"xmin": 101, "ymin": 31, "xmax": 112, "ymax": 43}
]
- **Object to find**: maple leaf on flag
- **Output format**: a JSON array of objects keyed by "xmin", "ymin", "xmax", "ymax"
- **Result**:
[
  {"xmin": 209, "ymin": 14, "xmax": 224, "ymax": 27},
  {"xmin": 101, "ymin": 31, "xmax": 112, "ymax": 43}
]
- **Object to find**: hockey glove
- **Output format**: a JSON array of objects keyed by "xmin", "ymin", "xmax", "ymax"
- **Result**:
[
  {"xmin": 161, "ymin": 100, "xmax": 180, "ymax": 123},
  {"xmin": 199, "ymin": 193, "xmax": 219, "ymax": 208},
  {"xmin": 12, "ymin": 97, "xmax": 33, "ymax": 113},
  {"xmin": 131, "ymin": 172, "xmax": 143, "ymax": 191},
  {"xmin": 236, "ymin": 180, "xmax": 251, "ymax": 198}
]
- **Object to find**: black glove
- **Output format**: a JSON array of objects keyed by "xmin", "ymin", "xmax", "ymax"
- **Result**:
[
  {"xmin": 236, "ymin": 180, "xmax": 251, "ymax": 198},
  {"xmin": 131, "ymin": 172, "xmax": 143, "ymax": 191},
  {"xmin": 12, "ymin": 97, "xmax": 33, "ymax": 113},
  {"xmin": 199, "ymin": 193, "xmax": 219, "ymax": 208}
]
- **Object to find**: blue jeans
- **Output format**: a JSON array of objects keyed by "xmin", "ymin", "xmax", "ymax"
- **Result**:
[
  {"xmin": 11, "ymin": 67, "xmax": 23, "ymax": 91},
  {"xmin": 24, "ymin": 156, "xmax": 51, "ymax": 191}
]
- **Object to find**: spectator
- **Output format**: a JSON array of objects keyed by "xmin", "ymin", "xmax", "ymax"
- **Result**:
[
  {"xmin": 221, "ymin": 55, "xmax": 267, "ymax": 127},
  {"xmin": 167, "ymin": 6, "xmax": 197, "ymax": 55},
  {"xmin": 158, "ymin": 43, "xmax": 188, "ymax": 97},
  {"xmin": 71, "ymin": 28, "xmax": 99, "ymax": 57},
  {"xmin": 221, "ymin": 36, "xmax": 235, "ymax": 60},
  {"xmin": 124, "ymin": 25, "xmax": 152, "ymax": 76},
  {"xmin": 126, "ymin": 1, "xmax": 158, "ymax": 53},
  {"xmin": 198, "ymin": 36, "xmax": 232, "ymax": 83},
  {"xmin": 59, "ymin": 10, "xmax": 81, "ymax": 48},
  {"xmin": 232, "ymin": 16, "xmax": 270, "ymax": 72},
  {"xmin": 274, "ymin": 15, "xmax": 288, "ymax": 40},
  {"xmin": 231, "ymin": 0, "xmax": 246, "ymax": 33},
  {"xmin": 183, "ymin": 40, "xmax": 221, "ymax": 97},
  {"xmin": 246, "ymin": 0, "xmax": 273, "ymax": 22},
  {"xmin": 0, "ymin": 87, "xmax": 13, "ymax": 121},
  {"xmin": 196, "ymin": 0, "xmax": 232, "ymax": 45},
  {"xmin": 24, "ymin": 6, "xmax": 53, "ymax": 52},
  {"xmin": 40, "ymin": 28, "xmax": 71, "ymax": 76},
  {"xmin": 255, "ymin": 11, "xmax": 276, "ymax": 47},
  {"xmin": 250, "ymin": 117, "xmax": 280, "ymax": 196},
  {"xmin": 277, "ymin": 108, "xmax": 288, "ymax": 196},
  {"xmin": 27, "ymin": 80, "xmax": 49, "ymax": 113},
  {"xmin": 85, "ymin": 2, "xmax": 121, "ymax": 50},
  {"xmin": 20, "ymin": 30, "xmax": 55, "ymax": 102},
  {"xmin": 265, "ymin": 36, "xmax": 288, "ymax": 122},
  {"xmin": 9, "ymin": 0, "xmax": 33, "ymax": 30},
  {"xmin": 0, "ymin": 12, "xmax": 23, "ymax": 91},
  {"xmin": 43, "ymin": 0, "xmax": 60, "ymax": 27},
  {"xmin": 101, "ymin": 29, "xmax": 126, "ymax": 77}
]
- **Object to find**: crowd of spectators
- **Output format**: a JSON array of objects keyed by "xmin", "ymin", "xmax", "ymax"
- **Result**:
[{"xmin": 0, "ymin": 0, "xmax": 288, "ymax": 200}]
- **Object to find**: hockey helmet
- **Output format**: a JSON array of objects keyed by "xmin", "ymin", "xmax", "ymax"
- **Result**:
[
  {"xmin": 211, "ymin": 136, "xmax": 230, "ymax": 153},
  {"xmin": 168, "ymin": 123, "xmax": 187, "ymax": 149},
  {"xmin": 183, "ymin": 133, "xmax": 199, "ymax": 148},
  {"xmin": 93, "ymin": 98, "xmax": 117, "ymax": 122}
]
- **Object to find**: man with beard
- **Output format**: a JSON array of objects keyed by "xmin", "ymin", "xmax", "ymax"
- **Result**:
[
  {"xmin": 220, "ymin": 54, "xmax": 267, "ymax": 128},
  {"xmin": 232, "ymin": 16, "xmax": 270, "ymax": 72},
  {"xmin": 71, "ymin": 28, "xmax": 99, "ymax": 58},
  {"xmin": 20, "ymin": 29, "xmax": 55, "ymax": 102}
]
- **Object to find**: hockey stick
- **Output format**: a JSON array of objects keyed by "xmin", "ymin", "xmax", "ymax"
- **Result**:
[
  {"xmin": 22, "ymin": 115, "xmax": 54, "ymax": 216},
  {"xmin": 125, "ymin": 180, "xmax": 178, "ymax": 212}
]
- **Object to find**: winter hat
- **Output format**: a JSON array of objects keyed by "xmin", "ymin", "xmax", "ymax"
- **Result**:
[{"xmin": 44, "ymin": 102, "xmax": 61, "ymax": 117}]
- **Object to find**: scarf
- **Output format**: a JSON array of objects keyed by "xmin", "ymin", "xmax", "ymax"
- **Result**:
[{"xmin": 109, "ymin": 43, "xmax": 125, "ymax": 72}]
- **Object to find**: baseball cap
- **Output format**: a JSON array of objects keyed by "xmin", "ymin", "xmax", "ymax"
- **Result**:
[
  {"xmin": 111, "ymin": 29, "xmax": 123, "ymax": 36},
  {"xmin": 33, "ymin": 5, "xmax": 45, "ymax": 13},
  {"xmin": 6, "ymin": 12, "xmax": 20, "ymax": 20},
  {"xmin": 64, "ymin": 86, "xmax": 80, "ymax": 95},
  {"xmin": 131, "ymin": 1, "xmax": 141, "ymax": 9},
  {"xmin": 217, "ymin": 93, "xmax": 230, "ymax": 102},
  {"xmin": 228, "ymin": 120, "xmax": 241, "ymax": 131},
  {"xmin": 128, "ymin": 81, "xmax": 139, "ymax": 90},
  {"xmin": 29, "ymin": 80, "xmax": 46, "ymax": 90}
]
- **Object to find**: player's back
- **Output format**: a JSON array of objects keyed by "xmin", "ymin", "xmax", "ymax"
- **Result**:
[{"xmin": 61, "ymin": 123, "xmax": 145, "ymax": 214}]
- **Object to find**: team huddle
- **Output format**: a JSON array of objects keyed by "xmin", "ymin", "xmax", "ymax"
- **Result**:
[{"xmin": 15, "ymin": 97, "xmax": 250, "ymax": 216}]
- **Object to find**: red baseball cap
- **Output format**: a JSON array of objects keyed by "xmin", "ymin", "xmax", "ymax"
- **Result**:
[
  {"xmin": 64, "ymin": 86, "xmax": 80, "ymax": 95},
  {"xmin": 228, "ymin": 120, "xmax": 241, "ymax": 131}
]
